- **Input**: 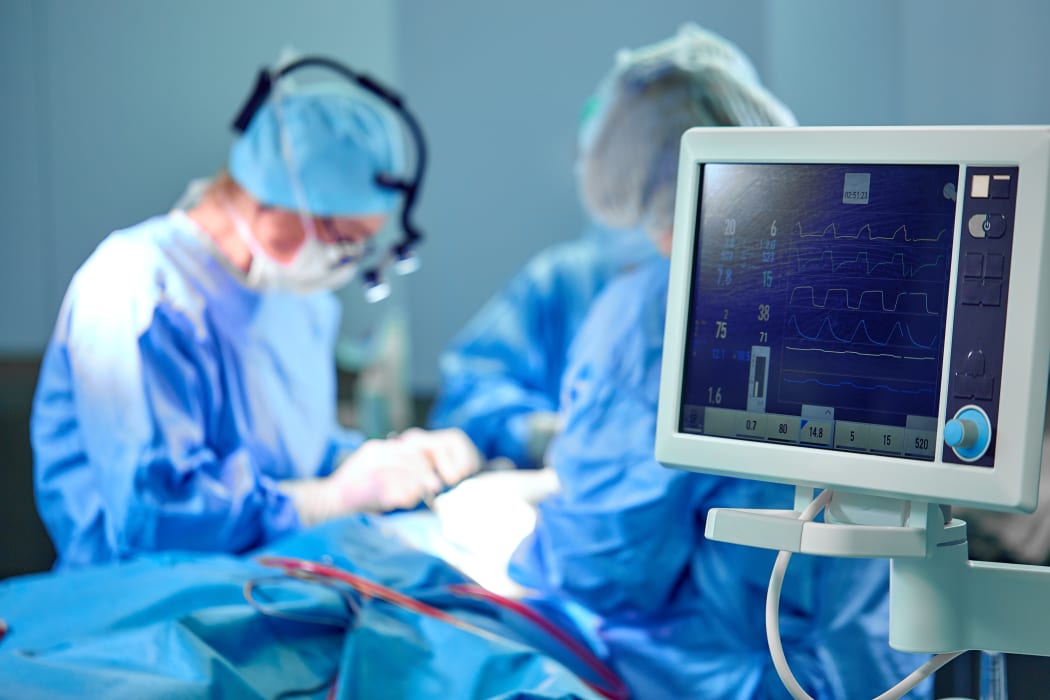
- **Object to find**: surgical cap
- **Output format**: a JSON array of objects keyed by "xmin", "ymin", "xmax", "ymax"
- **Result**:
[
  {"xmin": 577, "ymin": 23, "xmax": 797, "ymax": 236},
  {"xmin": 229, "ymin": 85, "xmax": 403, "ymax": 217}
]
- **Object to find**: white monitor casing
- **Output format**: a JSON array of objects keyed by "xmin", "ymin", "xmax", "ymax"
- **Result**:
[{"xmin": 656, "ymin": 126, "xmax": 1050, "ymax": 513}]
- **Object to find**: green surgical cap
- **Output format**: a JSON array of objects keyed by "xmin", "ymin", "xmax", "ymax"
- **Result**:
[{"xmin": 577, "ymin": 23, "xmax": 797, "ymax": 236}]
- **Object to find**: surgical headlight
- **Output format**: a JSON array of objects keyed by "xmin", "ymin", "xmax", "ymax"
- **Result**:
[
  {"xmin": 391, "ymin": 241, "xmax": 421, "ymax": 275},
  {"xmin": 232, "ymin": 55, "xmax": 428, "ymax": 303},
  {"xmin": 361, "ymin": 269, "xmax": 391, "ymax": 304}
]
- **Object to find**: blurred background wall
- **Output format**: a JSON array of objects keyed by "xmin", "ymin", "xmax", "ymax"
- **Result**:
[
  {"xmin": 4, "ymin": 0, "xmax": 1048, "ymax": 394},
  {"xmin": 1, "ymin": 1, "xmax": 1048, "ymax": 693}
]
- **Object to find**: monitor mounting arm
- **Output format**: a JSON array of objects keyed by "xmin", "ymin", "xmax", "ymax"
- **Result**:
[{"xmin": 705, "ymin": 488, "xmax": 1050, "ymax": 656}]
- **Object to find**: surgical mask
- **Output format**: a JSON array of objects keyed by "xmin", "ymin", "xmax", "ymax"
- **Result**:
[{"xmin": 221, "ymin": 198, "xmax": 363, "ymax": 294}]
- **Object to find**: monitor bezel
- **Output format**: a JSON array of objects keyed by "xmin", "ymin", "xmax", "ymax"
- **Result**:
[{"xmin": 656, "ymin": 126, "xmax": 1050, "ymax": 512}]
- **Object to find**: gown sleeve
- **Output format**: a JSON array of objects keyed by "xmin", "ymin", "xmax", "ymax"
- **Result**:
[
  {"xmin": 428, "ymin": 251, "xmax": 579, "ymax": 469},
  {"xmin": 430, "ymin": 230, "xmax": 655, "ymax": 470},
  {"xmin": 510, "ymin": 260, "xmax": 724, "ymax": 613},
  {"xmin": 42, "ymin": 252, "xmax": 301, "ymax": 560}
]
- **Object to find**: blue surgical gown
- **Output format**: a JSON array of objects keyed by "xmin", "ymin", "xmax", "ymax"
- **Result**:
[
  {"xmin": 509, "ymin": 258, "xmax": 933, "ymax": 699},
  {"xmin": 31, "ymin": 211, "xmax": 364, "ymax": 568},
  {"xmin": 429, "ymin": 224, "xmax": 658, "ymax": 468},
  {"xmin": 0, "ymin": 516, "xmax": 603, "ymax": 699}
]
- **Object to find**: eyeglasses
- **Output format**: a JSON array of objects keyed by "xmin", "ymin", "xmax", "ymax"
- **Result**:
[
  {"xmin": 311, "ymin": 216, "xmax": 422, "ymax": 303},
  {"xmin": 317, "ymin": 217, "xmax": 376, "ymax": 245}
]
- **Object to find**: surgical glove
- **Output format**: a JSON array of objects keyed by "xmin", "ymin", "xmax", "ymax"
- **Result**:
[
  {"xmin": 394, "ymin": 427, "xmax": 483, "ymax": 488},
  {"xmin": 280, "ymin": 430, "xmax": 483, "ymax": 525},
  {"xmin": 336, "ymin": 436, "xmax": 463, "ymax": 513},
  {"xmin": 280, "ymin": 438, "xmax": 445, "ymax": 525}
]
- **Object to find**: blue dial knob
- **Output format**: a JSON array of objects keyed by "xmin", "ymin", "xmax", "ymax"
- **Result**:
[
  {"xmin": 944, "ymin": 406, "xmax": 991, "ymax": 461},
  {"xmin": 944, "ymin": 418, "xmax": 978, "ymax": 448}
]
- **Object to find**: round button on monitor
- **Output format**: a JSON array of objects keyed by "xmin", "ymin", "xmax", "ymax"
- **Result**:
[{"xmin": 944, "ymin": 405, "xmax": 992, "ymax": 462}]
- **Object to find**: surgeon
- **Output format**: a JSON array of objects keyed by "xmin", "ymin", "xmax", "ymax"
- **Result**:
[
  {"xmin": 509, "ymin": 25, "xmax": 934, "ymax": 699},
  {"xmin": 428, "ymin": 88, "xmax": 663, "ymax": 472},
  {"xmin": 428, "ymin": 221, "xmax": 657, "ymax": 470},
  {"xmin": 31, "ymin": 60, "xmax": 481, "ymax": 569}
]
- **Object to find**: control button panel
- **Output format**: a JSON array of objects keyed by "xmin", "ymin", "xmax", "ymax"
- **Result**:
[{"xmin": 943, "ymin": 167, "xmax": 1018, "ymax": 467}]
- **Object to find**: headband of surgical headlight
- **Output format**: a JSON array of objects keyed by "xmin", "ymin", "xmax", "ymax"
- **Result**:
[{"xmin": 230, "ymin": 56, "xmax": 427, "ymax": 299}]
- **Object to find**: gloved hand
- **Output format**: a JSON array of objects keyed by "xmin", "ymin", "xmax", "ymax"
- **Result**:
[
  {"xmin": 279, "ymin": 428, "xmax": 483, "ymax": 526},
  {"xmin": 394, "ymin": 427, "xmax": 483, "ymax": 489}
]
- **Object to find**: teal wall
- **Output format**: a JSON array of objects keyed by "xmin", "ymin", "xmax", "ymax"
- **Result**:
[
  {"xmin": 766, "ymin": 0, "xmax": 1050, "ymax": 126},
  {"xmin": 2, "ymin": 0, "xmax": 1048, "ymax": 393},
  {"xmin": 0, "ymin": 0, "xmax": 398, "ymax": 351},
  {"xmin": 398, "ymin": 0, "xmax": 1050, "ymax": 391}
]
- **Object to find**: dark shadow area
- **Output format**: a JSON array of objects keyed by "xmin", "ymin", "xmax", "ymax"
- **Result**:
[
  {"xmin": 934, "ymin": 650, "xmax": 1050, "ymax": 700},
  {"xmin": 936, "ymin": 651, "xmax": 979, "ymax": 699},
  {"xmin": 0, "ymin": 356, "xmax": 56, "ymax": 578}
]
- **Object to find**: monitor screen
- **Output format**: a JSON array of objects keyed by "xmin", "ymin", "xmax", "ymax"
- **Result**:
[
  {"xmin": 656, "ymin": 127, "xmax": 1050, "ymax": 511},
  {"xmin": 679, "ymin": 163, "xmax": 958, "ymax": 461}
]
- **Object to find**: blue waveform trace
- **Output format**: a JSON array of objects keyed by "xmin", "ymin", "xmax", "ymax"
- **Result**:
[
  {"xmin": 794, "ymin": 250, "xmax": 945, "ymax": 279},
  {"xmin": 787, "ymin": 314, "xmax": 939, "ymax": 349},
  {"xmin": 795, "ymin": 222, "xmax": 946, "ymax": 242},
  {"xmin": 789, "ymin": 286, "xmax": 939, "ymax": 314},
  {"xmin": 784, "ymin": 345, "xmax": 936, "ymax": 362},
  {"xmin": 783, "ymin": 376, "xmax": 935, "ymax": 396}
]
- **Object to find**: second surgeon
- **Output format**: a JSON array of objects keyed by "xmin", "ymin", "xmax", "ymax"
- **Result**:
[{"xmin": 509, "ymin": 25, "xmax": 934, "ymax": 700}]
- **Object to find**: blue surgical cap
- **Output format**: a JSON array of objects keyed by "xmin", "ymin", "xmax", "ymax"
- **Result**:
[{"xmin": 229, "ymin": 87, "xmax": 403, "ymax": 217}]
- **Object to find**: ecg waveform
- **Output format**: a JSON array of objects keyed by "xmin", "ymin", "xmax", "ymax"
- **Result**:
[
  {"xmin": 795, "ymin": 222, "xmax": 945, "ymax": 242},
  {"xmin": 789, "ymin": 287, "xmax": 938, "ymax": 314},
  {"xmin": 784, "ymin": 345, "xmax": 936, "ymax": 362},
  {"xmin": 782, "ymin": 376, "xmax": 936, "ymax": 396},
  {"xmin": 794, "ymin": 251, "xmax": 946, "ymax": 280},
  {"xmin": 787, "ymin": 315, "xmax": 939, "ymax": 349}
]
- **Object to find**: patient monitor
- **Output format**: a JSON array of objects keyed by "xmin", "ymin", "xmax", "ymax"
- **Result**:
[{"xmin": 656, "ymin": 126, "xmax": 1050, "ymax": 657}]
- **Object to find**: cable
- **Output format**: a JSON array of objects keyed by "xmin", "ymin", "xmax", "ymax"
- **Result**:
[
  {"xmin": 872, "ymin": 652, "xmax": 963, "ymax": 700},
  {"xmin": 243, "ymin": 573, "xmax": 357, "ymax": 700},
  {"xmin": 256, "ymin": 556, "xmax": 629, "ymax": 700},
  {"xmin": 446, "ymin": 583, "xmax": 630, "ymax": 700},
  {"xmin": 765, "ymin": 490, "xmax": 833, "ymax": 699},
  {"xmin": 244, "ymin": 574, "xmax": 360, "ymax": 629},
  {"xmin": 258, "ymin": 556, "xmax": 501, "ymax": 639},
  {"xmin": 765, "ymin": 490, "xmax": 965, "ymax": 699}
]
